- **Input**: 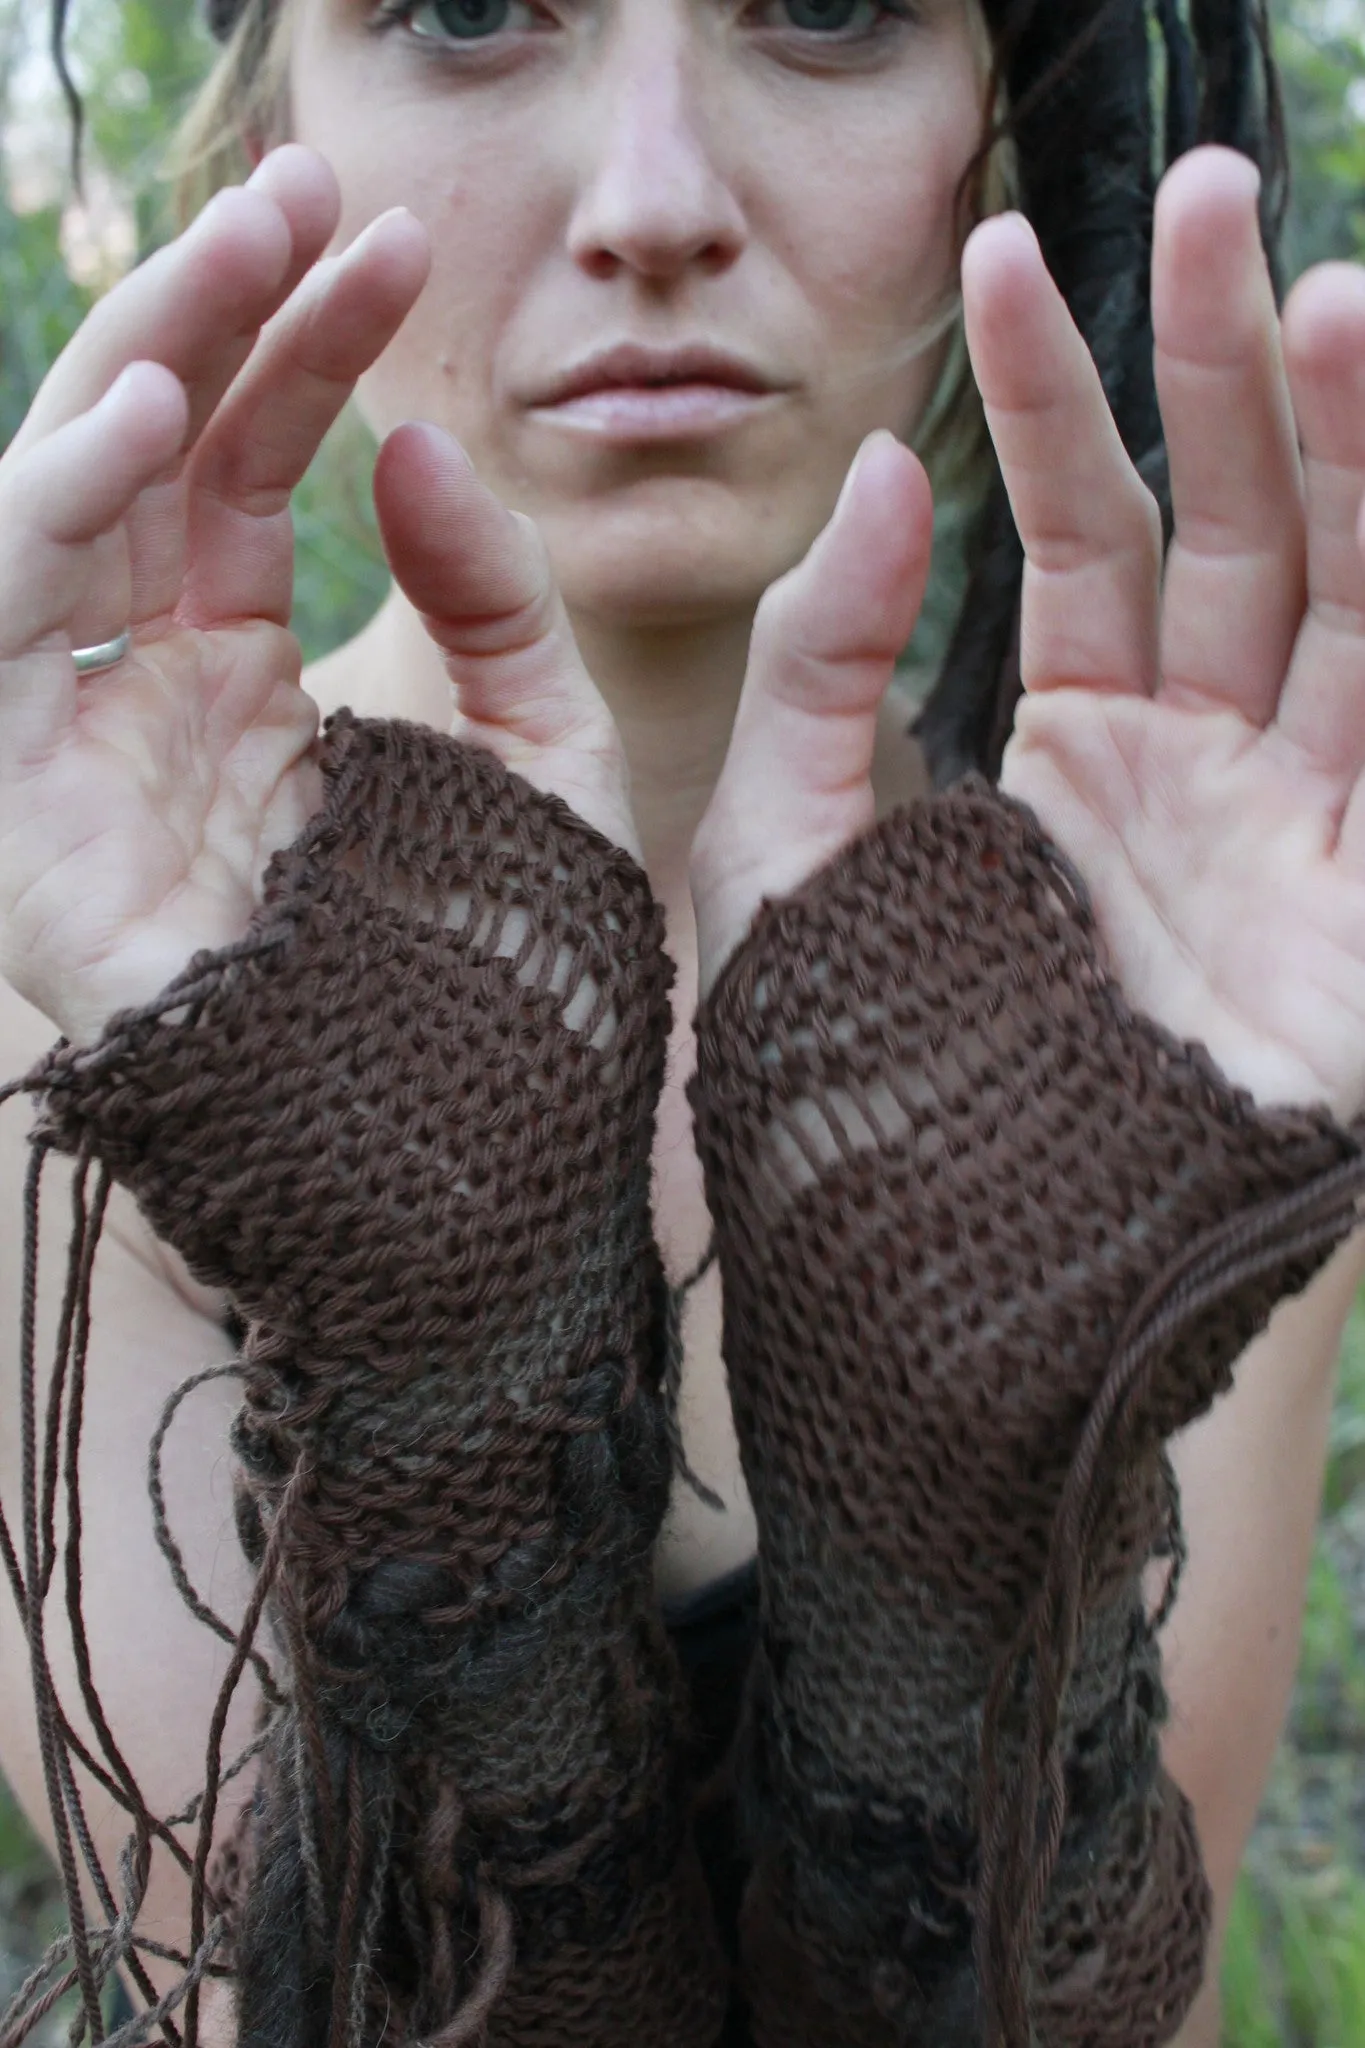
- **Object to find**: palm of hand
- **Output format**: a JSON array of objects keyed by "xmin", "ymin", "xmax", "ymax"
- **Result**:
[
  {"xmin": 6, "ymin": 622, "xmax": 320, "ymax": 1044},
  {"xmin": 1003, "ymin": 687, "xmax": 1365, "ymax": 1119},
  {"xmin": 983, "ymin": 147, "xmax": 1365, "ymax": 1122},
  {"xmin": 0, "ymin": 155, "xmax": 431, "ymax": 1045}
]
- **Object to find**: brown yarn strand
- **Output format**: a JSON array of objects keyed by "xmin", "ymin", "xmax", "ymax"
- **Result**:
[
  {"xmin": 425, "ymin": 1885, "xmax": 515, "ymax": 2048},
  {"xmin": 7, "ymin": 714, "xmax": 729, "ymax": 2048},
  {"xmin": 183, "ymin": 1455, "xmax": 304, "ymax": 2048},
  {"xmin": 692, "ymin": 775, "xmax": 1364, "ymax": 2048},
  {"xmin": 18, "ymin": 1135, "xmax": 104, "ymax": 2045},
  {"xmin": 146, "ymin": 1363, "xmax": 283, "ymax": 1710},
  {"xmin": 1, "ymin": 1103, "xmax": 249, "ymax": 2048},
  {"xmin": 663, "ymin": 1240, "xmax": 725, "ymax": 1513},
  {"xmin": 976, "ymin": 1161, "xmax": 1365, "ymax": 2043},
  {"xmin": 59, "ymin": 1162, "xmax": 176, "ymax": 2026}
]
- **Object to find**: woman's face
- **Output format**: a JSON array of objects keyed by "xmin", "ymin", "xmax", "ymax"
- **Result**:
[{"xmin": 289, "ymin": 0, "xmax": 983, "ymax": 627}]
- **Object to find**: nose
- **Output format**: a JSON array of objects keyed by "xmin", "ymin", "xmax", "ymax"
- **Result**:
[{"xmin": 566, "ymin": 17, "xmax": 747, "ymax": 284}]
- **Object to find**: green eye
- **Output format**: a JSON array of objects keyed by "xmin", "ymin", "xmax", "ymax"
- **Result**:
[
  {"xmin": 406, "ymin": 0, "xmax": 517, "ymax": 37},
  {"xmin": 781, "ymin": 0, "xmax": 867, "ymax": 27}
]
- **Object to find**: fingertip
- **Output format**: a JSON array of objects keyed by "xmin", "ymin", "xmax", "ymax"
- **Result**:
[
  {"xmin": 375, "ymin": 419, "xmax": 474, "ymax": 501},
  {"xmin": 962, "ymin": 212, "xmax": 1073, "ymax": 413},
  {"xmin": 14, "ymin": 359, "xmax": 192, "ymax": 552},
  {"xmin": 961, "ymin": 212, "xmax": 1053, "ymax": 369},
  {"xmin": 835, "ymin": 431, "xmax": 933, "ymax": 558},
  {"xmin": 247, "ymin": 142, "xmax": 341, "ymax": 233},
  {"xmin": 1152, "ymin": 146, "xmax": 1266, "ymax": 304},
  {"xmin": 375, "ymin": 425, "xmax": 523, "ymax": 617},
  {"xmin": 1157, "ymin": 142, "xmax": 1262, "ymax": 220},
  {"xmin": 962, "ymin": 210, "xmax": 1041, "ymax": 291},
  {"xmin": 191, "ymin": 182, "xmax": 295, "ymax": 294},
  {"xmin": 347, "ymin": 207, "xmax": 433, "ymax": 297},
  {"xmin": 105, "ymin": 359, "xmax": 190, "ymax": 448},
  {"xmin": 1283, "ymin": 260, "xmax": 1365, "ymax": 382}
]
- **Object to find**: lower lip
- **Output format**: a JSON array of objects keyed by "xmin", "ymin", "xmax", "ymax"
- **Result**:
[{"xmin": 527, "ymin": 382, "xmax": 780, "ymax": 440}]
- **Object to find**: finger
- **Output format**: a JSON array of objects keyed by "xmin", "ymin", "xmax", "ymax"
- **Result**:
[
  {"xmin": 691, "ymin": 430, "xmax": 932, "ymax": 992},
  {"xmin": 0, "ymin": 363, "xmax": 188, "ymax": 759},
  {"xmin": 243, "ymin": 144, "xmax": 343, "ymax": 295},
  {"xmin": 962, "ymin": 214, "xmax": 1162, "ymax": 698},
  {"xmin": 174, "ymin": 208, "xmax": 430, "ymax": 628},
  {"xmin": 1278, "ymin": 265, "xmax": 1365, "ymax": 856},
  {"xmin": 1153, "ymin": 146, "xmax": 1305, "ymax": 725},
  {"xmin": 8, "ymin": 156, "xmax": 336, "ymax": 463},
  {"xmin": 373, "ymin": 424, "xmax": 639, "ymax": 854}
]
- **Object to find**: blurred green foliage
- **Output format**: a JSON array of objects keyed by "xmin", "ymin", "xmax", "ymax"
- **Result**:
[{"xmin": 1280, "ymin": 0, "xmax": 1365, "ymax": 272}]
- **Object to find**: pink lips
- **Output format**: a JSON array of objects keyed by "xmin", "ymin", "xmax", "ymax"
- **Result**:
[{"xmin": 527, "ymin": 342, "xmax": 785, "ymax": 441}]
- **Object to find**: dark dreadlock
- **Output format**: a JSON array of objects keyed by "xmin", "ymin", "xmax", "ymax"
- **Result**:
[{"xmin": 915, "ymin": 0, "xmax": 1288, "ymax": 785}]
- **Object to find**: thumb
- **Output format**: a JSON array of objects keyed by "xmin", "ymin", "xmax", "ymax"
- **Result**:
[
  {"xmin": 691, "ymin": 430, "xmax": 933, "ymax": 993},
  {"xmin": 373, "ymin": 421, "xmax": 639, "ymax": 855}
]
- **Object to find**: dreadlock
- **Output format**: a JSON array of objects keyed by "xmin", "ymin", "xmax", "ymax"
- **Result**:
[{"xmin": 914, "ymin": 0, "xmax": 1288, "ymax": 785}]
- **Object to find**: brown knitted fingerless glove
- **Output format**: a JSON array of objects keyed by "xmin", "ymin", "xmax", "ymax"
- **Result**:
[
  {"xmin": 691, "ymin": 778, "xmax": 1365, "ymax": 2048},
  {"xmin": 29, "ymin": 713, "xmax": 727, "ymax": 2048}
]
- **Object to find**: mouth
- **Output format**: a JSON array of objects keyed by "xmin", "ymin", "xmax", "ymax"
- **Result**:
[{"xmin": 526, "ymin": 342, "xmax": 787, "ymax": 442}]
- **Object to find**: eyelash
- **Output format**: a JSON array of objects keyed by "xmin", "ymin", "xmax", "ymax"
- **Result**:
[
  {"xmin": 369, "ymin": 0, "xmax": 919, "ymax": 55},
  {"xmin": 369, "ymin": 0, "xmax": 543, "ymax": 40}
]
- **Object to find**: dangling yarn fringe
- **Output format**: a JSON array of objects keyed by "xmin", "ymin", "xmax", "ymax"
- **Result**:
[{"xmin": 0, "ymin": 1084, "xmax": 251, "ymax": 2048}]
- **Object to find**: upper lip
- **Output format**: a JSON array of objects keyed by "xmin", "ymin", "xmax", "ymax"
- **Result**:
[{"xmin": 532, "ymin": 342, "xmax": 781, "ymax": 405}]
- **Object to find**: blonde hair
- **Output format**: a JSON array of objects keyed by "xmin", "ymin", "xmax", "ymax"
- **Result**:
[
  {"xmin": 165, "ymin": 0, "xmax": 295, "ymax": 224},
  {"xmin": 911, "ymin": 0, "xmax": 1017, "ymax": 500}
]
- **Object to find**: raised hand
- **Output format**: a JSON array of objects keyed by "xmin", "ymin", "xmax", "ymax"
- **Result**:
[
  {"xmin": 0, "ymin": 147, "xmax": 429, "ymax": 1046},
  {"xmin": 0, "ymin": 138, "xmax": 650, "ymax": 1054},
  {"xmin": 979, "ymin": 148, "xmax": 1365, "ymax": 1122},
  {"xmin": 693, "ymin": 146, "xmax": 1365, "ymax": 1127}
]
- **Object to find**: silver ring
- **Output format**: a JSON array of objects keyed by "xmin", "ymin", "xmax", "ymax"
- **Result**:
[{"xmin": 71, "ymin": 629, "xmax": 132, "ymax": 676}]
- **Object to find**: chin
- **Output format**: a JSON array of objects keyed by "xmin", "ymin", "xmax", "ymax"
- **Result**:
[{"xmin": 540, "ymin": 501, "xmax": 810, "ymax": 629}]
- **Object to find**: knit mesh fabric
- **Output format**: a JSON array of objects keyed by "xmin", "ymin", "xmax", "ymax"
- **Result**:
[
  {"xmin": 31, "ymin": 712, "xmax": 728, "ymax": 2048},
  {"xmin": 690, "ymin": 777, "xmax": 1364, "ymax": 2048}
]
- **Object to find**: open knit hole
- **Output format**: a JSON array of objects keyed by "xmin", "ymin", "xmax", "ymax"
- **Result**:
[
  {"xmin": 753, "ymin": 1043, "xmax": 979, "ymax": 1221},
  {"xmin": 338, "ymin": 851, "xmax": 619, "ymax": 1058},
  {"xmin": 751, "ymin": 997, "xmax": 1046, "ymax": 1222}
]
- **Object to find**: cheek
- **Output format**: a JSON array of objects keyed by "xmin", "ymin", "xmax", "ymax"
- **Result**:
[
  {"xmin": 763, "ymin": 73, "xmax": 980, "ymax": 397},
  {"xmin": 356, "ymin": 184, "xmax": 526, "ymax": 445},
  {"xmin": 819, "ymin": 127, "xmax": 966, "ymax": 326},
  {"xmin": 289, "ymin": 59, "xmax": 547, "ymax": 445}
]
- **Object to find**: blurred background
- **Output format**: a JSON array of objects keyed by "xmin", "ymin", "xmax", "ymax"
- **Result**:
[{"xmin": 2, "ymin": 0, "xmax": 1365, "ymax": 2037}]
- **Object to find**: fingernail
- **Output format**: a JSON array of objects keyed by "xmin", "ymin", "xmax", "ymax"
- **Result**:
[
  {"xmin": 1215, "ymin": 146, "xmax": 1263, "ymax": 200},
  {"xmin": 350, "ymin": 206, "xmax": 419, "ymax": 250},
  {"xmin": 833, "ymin": 434, "xmax": 876, "ymax": 520},
  {"xmin": 834, "ymin": 430, "xmax": 900, "ymax": 521},
  {"xmin": 991, "ymin": 209, "xmax": 1041, "ymax": 252}
]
